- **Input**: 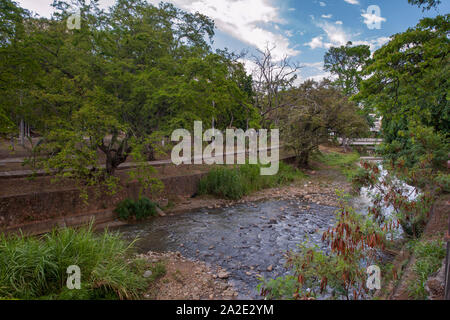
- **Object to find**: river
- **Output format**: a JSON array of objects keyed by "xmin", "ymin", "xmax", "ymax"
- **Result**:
[
  {"xmin": 119, "ymin": 163, "xmax": 414, "ymax": 299},
  {"xmin": 119, "ymin": 199, "xmax": 339, "ymax": 299}
]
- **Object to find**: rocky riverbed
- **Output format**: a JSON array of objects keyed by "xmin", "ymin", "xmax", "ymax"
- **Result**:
[
  {"xmin": 121, "ymin": 194, "xmax": 341, "ymax": 299},
  {"xmin": 120, "ymin": 171, "xmax": 356, "ymax": 300},
  {"xmin": 138, "ymin": 251, "xmax": 238, "ymax": 300}
]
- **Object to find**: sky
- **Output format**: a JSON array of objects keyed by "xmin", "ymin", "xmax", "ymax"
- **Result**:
[{"xmin": 16, "ymin": 0, "xmax": 450, "ymax": 82}]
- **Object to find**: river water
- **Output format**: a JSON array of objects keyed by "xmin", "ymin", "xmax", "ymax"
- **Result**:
[
  {"xmin": 119, "ymin": 199, "xmax": 339, "ymax": 299},
  {"xmin": 119, "ymin": 163, "xmax": 417, "ymax": 299}
]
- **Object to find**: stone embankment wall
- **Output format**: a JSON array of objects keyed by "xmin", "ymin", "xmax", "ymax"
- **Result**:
[{"xmin": 0, "ymin": 172, "xmax": 207, "ymax": 235}]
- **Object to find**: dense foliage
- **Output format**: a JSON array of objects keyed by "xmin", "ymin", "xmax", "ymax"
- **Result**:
[
  {"xmin": 324, "ymin": 42, "xmax": 371, "ymax": 97},
  {"xmin": 281, "ymin": 80, "xmax": 368, "ymax": 167},
  {"xmin": 408, "ymin": 0, "xmax": 441, "ymax": 11},
  {"xmin": 355, "ymin": 15, "xmax": 449, "ymax": 171},
  {"xmin": 259, "ymin": 196, "xmax": 388, "ymax": 300},
  {"xmin": 0, "ymin": 225, "xmax": 150, "ymax": 300},
  {"xmin": 115, "ymin": 197, "xmax": 158, "ymax": 221},
  {"xmin": 198, "ymin": 162, "xmax": 305, "ymax": 200},
  {"xmin": 408, "ymin": 239, "xmax": 446, "ymax": 299},
  {"xmin": 0, "ymin": 0, "xmax": 256, "ymax": 195}
]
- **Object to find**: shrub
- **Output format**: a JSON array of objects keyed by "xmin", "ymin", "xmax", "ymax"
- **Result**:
[
  {"xmin": 435, "ymin": 173, "xmax": 450, "ymax": 193},
  {"xmin": 259, "ymin": 199, "xmax": 387, "ymax": 300},
  {"xmin": 408, "ymin": 239, "xmax": 446, "ymax": 300},
  {"xmin": 198, "ymin": 162, "xmax": 305, "ymax": 200},
  {"xmin": 0, "ymin": 225, "xmax": 147, "ymax": 300},
  {"xmin": 115, "ymin": 198, "xmax": 158, "ymax": 221},
  {"xmin": 198, "ymin": 167, "xmax": 246, "ymax": 200},
  {"xmin": 352, "ymin": 161, "xmax": 437, "ymax": 239}
]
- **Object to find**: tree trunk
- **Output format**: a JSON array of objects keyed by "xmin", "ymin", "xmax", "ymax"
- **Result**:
[
  {"xmin": 19, "ymin": 118, "xmax": 25, "ymax": 146},
  {"xmin": 100, "ymin": 136, "xmax": 132, "ymax": 177},
  {"xmin": 146, "ymin": 145, "xmax": 156, "ymax": 161},
  {"xmin": 105, "ymin": 154, "xmax": 116, "ymax": 176},
  {"xmin": 296, "ymin": 150, "xmax": 310, "ymax": 168}
]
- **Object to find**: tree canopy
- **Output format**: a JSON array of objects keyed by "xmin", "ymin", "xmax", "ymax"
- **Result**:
[
  {"xmin": 408, "ymin": 0, "xmax": 442, "ymax": 11},
  {"xmin": 282, "ymin": 80, "xmax": 368, "ymax": 167},
  {"xmin": 355, "ymin": 14, "xmax": 449, "ymax": 169},
  {"xmin": 324, "ymin": 41, "xmax": 371, "ymax": 97},
  {"xmin": 0, "ymin": 0, "xmax": 257, "ymax": 196}
]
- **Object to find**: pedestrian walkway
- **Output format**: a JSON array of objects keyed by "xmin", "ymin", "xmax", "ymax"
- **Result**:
[{"xmin": 0, "ymin": 145, "xmax": 285, "ymax": 179}]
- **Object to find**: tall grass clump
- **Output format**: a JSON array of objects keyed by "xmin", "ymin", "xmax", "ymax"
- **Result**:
[
  {"xmin": 115, "ymin": 197, "xmax": 158, "ymax": 221},
  {"xmin": 0, "ymin": 224, "xmax": 147, "ymax": 300},
  {"xmin": 198, "ymin": 162, "xmax": 305, "ymax": 200},
  {"xmin": 408, "ymin": 239, "xmax": 446, "ymax": 300}
]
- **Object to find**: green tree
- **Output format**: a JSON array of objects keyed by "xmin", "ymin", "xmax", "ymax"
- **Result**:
[
  {"xmin": 324, "ymin": 41, "xmax": 371, "ymax": 97},
  {"xmin": 408, "ymin": 0, "xmax": 441, "ymax": 11},
  {"xmin": 0, "ymin": 0, "xmax": 255, "ymax": 198},
  {"xmin": 282, "ymin": 80, "xmax": 368, "ymax": 167},
  {"xmin": 355, "ymin": 15, "xmax": 449, "ymax": 169},
  {"xmin": 0, "ymin": 0, "xmax": 37, "ymax": 141}
]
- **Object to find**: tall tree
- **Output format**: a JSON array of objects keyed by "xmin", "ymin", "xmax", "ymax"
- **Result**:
[
  {"xmin": 1, "ymin": 0, "xmax": 255, "ymax": 197},
  {"xmin": 251, "ymin": 45, "xmax": 301, "ymax": 126},
  {"xmin": 282, "ymin": 80, "xmax": 368, "ymax": 167},
  {"xmin": 355, "ymin": 15, "xmax": 449, "ymax": 169},
  {"xmin": 324, "ymin": 41, "xmax": 371, "ymax": 97},
  {"xmin": 0, "ymin": 0, "xmax": 36, "ymax": 141},
  {"xmin": 408, "ymin": 0, "xmax": 441, "ymax": 11}
]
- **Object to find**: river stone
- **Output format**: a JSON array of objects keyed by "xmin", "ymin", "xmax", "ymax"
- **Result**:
[
  {"xmin": 143, "ymin": 270, "xmax": 153, "ymax": 278},
  {"xmin": 156, "ymin": 207, "xmax": 166, "ymax": 217},
  {"xmin": 218, "ymin": 271, "xmax": 230, "ymax": 279}
]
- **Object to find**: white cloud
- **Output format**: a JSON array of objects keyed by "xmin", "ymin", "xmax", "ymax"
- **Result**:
[
  {"xmin": 148, "ymin": 0, "xmax": 300, "ymax": 60},
  {"xmin": 344, "ymin": 0, "xmax": 359, "ymax": 5},
  {"xmin": 335, "ymin": 20, "xmax": 343, "ymax": 25},
  {"xmin": 285, "ymin": 30, "xmax": 294, "ymax": 38},
  {"xmin": 16, "ymin": 0, "xmax": 53, "ymax": 17},
  {"xmin": 305, "ymin": 19, "xmax": 389, "ymax": 52},
  {"xmin": 302, "ymin": 61, "xmax": 324, "ymax": 69},
  {"xmin": 239, "ymin": 58, "xmax": 259, "ymax": 75},
  {"xmin": 319, "ymin": 2, "xmax": 326, "ymax": 7},
  {"xmin": 306, "ymin": 72, "xmax": 332, "ymax": 82},
  {"xmin": 316, "ymin": 20, "xmax": 350, "ymax": 47},
  {"xmin": 321, "ymin": 14, "xmax": 332, "ymax": 19},
  {"xmin": 16, "ymin": 0, "xmax": 117, "ymax": 17},
  {"xmin": 353, "ymin": 36, "xmax": 391, "ymax": 52},
  {"xmin": 306, "ymin": 36, "xmax": 327, "ymax": 49}
]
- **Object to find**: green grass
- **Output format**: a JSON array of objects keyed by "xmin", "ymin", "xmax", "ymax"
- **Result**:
[
  {"xmin": 407, "ymin": 239, "xmax": 446, "ymax": 300},
  {"xmin": 198, "ymin": 162, "xmax": 306, "ymax": 200},
  {"xmin": 314, "ymin": 151, "xmax": 360, "ymax": 180},
  {"xmin": 114, "ymin": 197, "xmax": 158, "ymax": 221},
  {"xmin": 0, "ymin": 224, "xmax": 151, "ymax": 300}
]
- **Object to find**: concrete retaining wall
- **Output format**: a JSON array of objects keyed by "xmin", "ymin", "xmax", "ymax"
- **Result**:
[{"xmin": 0, "ymin": 172, "xmax": 207, "ymax": 235}]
